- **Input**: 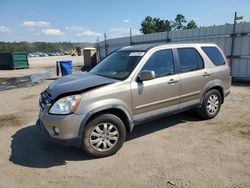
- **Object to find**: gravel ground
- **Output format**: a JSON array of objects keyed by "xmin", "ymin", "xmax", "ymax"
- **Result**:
[{"xmin": 0, "ymin": 79, "xmax": 250, "ymax": 187}]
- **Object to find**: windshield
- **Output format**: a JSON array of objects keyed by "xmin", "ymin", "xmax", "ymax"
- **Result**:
[{"xmin": 90, "ymin": 51, "xmax": 144, "ymax": 80}]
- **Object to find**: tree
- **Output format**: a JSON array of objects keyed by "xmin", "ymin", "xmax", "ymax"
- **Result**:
[
  {"xmin": 140, "ymin": 16, "xmax": 172, "ymax": 34},
  {"xmin": 155, "ymin": 19, "xmax": 172, "ymax": 32},
  {"xmin": 140, "ymin": 16, "xmax": 155, "ymax": 34},
  {"xmin": 140, "ymin": 14, "xmax": 198, "ymax": 34},
  {"xmin": 173, "ymin": 14, "xmax": 187, "ymax": 30},
  {"xmin": 186, "ymin": 20, "xmax": 197, "ymax": 29}
]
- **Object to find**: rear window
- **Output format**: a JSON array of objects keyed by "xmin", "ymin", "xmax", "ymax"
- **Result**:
[{"xmin": 201, "ymin": 47, "xmax": 225, "ymax": 66}]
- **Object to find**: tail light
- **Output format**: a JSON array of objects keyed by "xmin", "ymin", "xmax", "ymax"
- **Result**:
[
  {"xmin": 221, "ymin": 48, "xmax": 231, "ymax": 68},
  {"xmin": 226, "ymin": 56, "xmax": 231, "ymax": 68}
]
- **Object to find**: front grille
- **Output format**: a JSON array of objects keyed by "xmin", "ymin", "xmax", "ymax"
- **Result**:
[{"xmin": 39, "ymin": 90, "xmax": 51, "ymax": 111}]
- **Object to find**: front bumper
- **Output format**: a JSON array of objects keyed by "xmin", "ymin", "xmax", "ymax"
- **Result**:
[
  {"xmin": 36, "ymin": 119, "xmax": 82, "ymax": 147},
  {"xmin": 38, "ymin": 90, "xmax": 85, "ymax": 146}
]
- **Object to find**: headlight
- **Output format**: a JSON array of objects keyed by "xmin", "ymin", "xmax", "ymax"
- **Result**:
[{"xmin": 49, "ymin": 95, "xmax": 81, "ymax": 114}]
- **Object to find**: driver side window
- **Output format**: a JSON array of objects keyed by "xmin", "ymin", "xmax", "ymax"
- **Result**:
[{"xmin": 141, "ymin": 49, "xmax": 175, "ymax": 78}]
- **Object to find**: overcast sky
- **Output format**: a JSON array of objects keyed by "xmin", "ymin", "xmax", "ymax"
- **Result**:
[{"xmin": 0, "ymin": 0, "xmax": 249, "ymax": 42}]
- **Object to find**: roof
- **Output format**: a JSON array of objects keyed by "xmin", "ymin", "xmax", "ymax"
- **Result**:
[
  {"xmin": 118, "ymin": 44, "xmax": 160, "ymax": 52},
  {"xmin": 118, "ymin": 42, "xmax": 217, "ymax": 52}
]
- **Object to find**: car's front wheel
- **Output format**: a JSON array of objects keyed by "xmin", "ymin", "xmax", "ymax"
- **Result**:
[{"xmin": 82, "ymin": 114, "xmax": 126, "ymax": 158}]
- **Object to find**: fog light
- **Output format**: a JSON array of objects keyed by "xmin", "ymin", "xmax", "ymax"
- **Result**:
[{"xmin": 53, "ymin": 126, "xmax": 60, "ymax": 136}]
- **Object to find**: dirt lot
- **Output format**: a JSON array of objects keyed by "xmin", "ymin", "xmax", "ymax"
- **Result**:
[
  {"xmin": 0, "ymin": 55, "xmax": 83, "ymax": 78},
  {"xmin": 0, "ymin": 77, "xmax": 250, "ymax": 187}
]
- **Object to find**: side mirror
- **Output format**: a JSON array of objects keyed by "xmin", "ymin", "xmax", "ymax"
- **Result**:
[{"xmin": 137, "ymin": 70, "xmax": 156, "ymax": 82}]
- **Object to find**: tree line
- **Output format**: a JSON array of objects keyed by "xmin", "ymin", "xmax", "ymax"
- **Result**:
[
  {"xmin": 140, "ymin": 14, "xmax": 197, "ymax": 34},
  {"xmin": 0, "ymin": 42, "xmax": 78, "ymax": 53}
]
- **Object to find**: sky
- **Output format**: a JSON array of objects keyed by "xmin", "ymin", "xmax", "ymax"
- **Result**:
[{"xmin": 0, "ymin": 0, "xmax": 250, "ymax": 42}]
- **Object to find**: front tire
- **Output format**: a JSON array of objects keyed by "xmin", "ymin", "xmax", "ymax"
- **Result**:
[
  {"xmin": 197, "ymin": 89, "xmax": 222, "ymax": 119},
  {"xmin": 82, "ymin": 114, "xmax": 126, "ymax": 158}
]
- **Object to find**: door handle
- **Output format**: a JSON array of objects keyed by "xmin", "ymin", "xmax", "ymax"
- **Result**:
[
  {"xmin": 168, "ymin": 79, "xmax": 178, "ymax": 84},
  {"xmin": 203, "ymin": 72, "xmax": 211, "ymax": 77}
]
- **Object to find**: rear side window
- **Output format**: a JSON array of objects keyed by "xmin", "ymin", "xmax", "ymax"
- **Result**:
[
  {"xmin": 201, "ymin": 47, "xmax": 225, "ymax": 66},
  {"xmin": 141, "ymin": 49, "xmax": 175, "ymax": 78},
  {"xmin": 177, "ymin": 48, "xmax": 204, "ymax": 73}
]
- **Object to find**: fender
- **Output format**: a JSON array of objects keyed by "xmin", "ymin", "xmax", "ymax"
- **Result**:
[
  {"xmin": 78, "ymin": 105, "xmax": 134, "ymax": 137},
  {"xmin": 200, "ymin": 82, "xmax": 225, "ymax": 104}
]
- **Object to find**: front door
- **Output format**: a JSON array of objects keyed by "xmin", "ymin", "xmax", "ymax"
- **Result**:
[{"xmin": 131, "ymin": 49, "xmax": 180, "ymax": 122}]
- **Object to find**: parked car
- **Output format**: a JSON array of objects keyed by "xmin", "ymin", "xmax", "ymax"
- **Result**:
[
  {"xmin": 28, "ymin": 52, "xmax": 39, "ymax": 58},
  {"xmin": 28, "ymin": 53, "xmax": 36, "ymax": 58},
  {"xmin": 64, "ymin": 51, "xmax": 70, "ymax": 55},
  {"xmin": 37, "ymin": 43, "xmax": 231, "ymax": 157},
  {"xmin": 55, "ymin": 52, "xmax": 61, "ymax": 56},
  {"xmin": 40, "ymin": 53, "xmax": 49, "ymax": 57},
  {"xmin": 48, "ymin": 53, "xmax": 56, "ymax": 56}
]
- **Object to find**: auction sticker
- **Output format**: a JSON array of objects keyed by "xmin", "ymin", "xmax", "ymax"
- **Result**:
[{"xmin": 129, "ymin": 52, "xmax": 145, "ymax": 56}]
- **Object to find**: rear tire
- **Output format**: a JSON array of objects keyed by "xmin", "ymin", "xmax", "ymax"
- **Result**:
[
  {"xmin": 197, "ymin": 89, "xmax": 222, "ymax": 119},
  {"xmin": 82, "ymin": 114, "xmax": 126, "ymax": 158}
]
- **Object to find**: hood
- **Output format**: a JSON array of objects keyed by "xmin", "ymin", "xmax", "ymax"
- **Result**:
[{"xmin": 46, "ymin": 72, "xmax": 117, "ymax": 100}]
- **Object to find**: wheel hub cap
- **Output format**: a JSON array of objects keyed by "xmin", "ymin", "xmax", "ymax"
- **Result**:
[
  {"xmin": 207, "ymin": 94, "xmax": 219, "ymax": 115},
  {"xmin": 90, "ymin": 123, "xmax": 119, "ymax": 151}
]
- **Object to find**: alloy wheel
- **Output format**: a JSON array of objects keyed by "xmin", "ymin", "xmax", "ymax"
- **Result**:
[
  {"xmin": 206, "ymin": 94, "xmax": 219, "ymax": 115},
  {"xmin": 89, "ymin": 123, "xmax": 119, "ymax": 151}
]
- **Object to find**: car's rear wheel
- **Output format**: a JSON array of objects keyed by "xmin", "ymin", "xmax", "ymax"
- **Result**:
[
  {"xmin": 197, "ymin": 89, "xmax": 222, "ymax": 119},
  {"xmin": 82, "ymin": 114, "xmax": 126, "ymax": 158}
]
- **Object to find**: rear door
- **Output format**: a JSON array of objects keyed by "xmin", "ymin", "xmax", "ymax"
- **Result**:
[
  {"xmin": 131, "ymin": 49, "xmax": 180, "ymax": 121},
  {"xmin": 176, "ymin": 47, "xmax": 213, "ymax": 109},
  {"xmin": 201, "ymin": 46, "xmax": 231, "ymax": 92}
]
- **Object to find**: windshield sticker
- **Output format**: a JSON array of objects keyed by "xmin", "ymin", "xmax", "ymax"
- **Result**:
[{"xmin": 129, "ymin": 52, "xmax": 145, "ymax": 57}]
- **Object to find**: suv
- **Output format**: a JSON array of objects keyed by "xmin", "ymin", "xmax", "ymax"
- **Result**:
[{"xmin": 37, "ymin": 43, "xmax": 231, "ymax": 157}]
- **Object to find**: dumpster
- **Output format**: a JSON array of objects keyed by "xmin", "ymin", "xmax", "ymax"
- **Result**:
[
  {"xmin": 82, "ymin": 48, "xmax": 97, "ymax": 71},
  {"xmin": 0, "ymin": 52, "xmax": 29, "ymax": 70},
  {"xmin": 56, "ymin": 61, "xmax": 72, "ymax": 76}
]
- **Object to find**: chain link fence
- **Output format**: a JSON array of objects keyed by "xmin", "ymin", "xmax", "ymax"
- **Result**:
[{"xmin": 97, "ymin": 22, "xmax": 250, "ymax": 81}]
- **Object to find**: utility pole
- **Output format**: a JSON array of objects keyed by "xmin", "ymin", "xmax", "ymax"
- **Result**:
[
  {"xmin": 230, "ymin": 12, "xmax": 237, "ymax": 66},
  {"xmin": 96, "ymin": 36, "xmax": 100, "ymax": 63},
  {"xmin": 230, "ymin": 12, "xmax": 243, "ymax": 67},
  {"xmin": 129, "ymin": 28, "xmax": 132, "ymax": 45},
  {"xmin": 104, "ymin": 33, "xmax": 107, "ymax": 57},
  {"xmin": 166, "ymin": 31, "xmax": 170, "ymax": 43}
]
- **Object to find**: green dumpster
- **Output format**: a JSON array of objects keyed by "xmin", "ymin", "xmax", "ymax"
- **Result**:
[{"xmin": 0, "ymin": 52, "xmax": 29, "ymax": 70}]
